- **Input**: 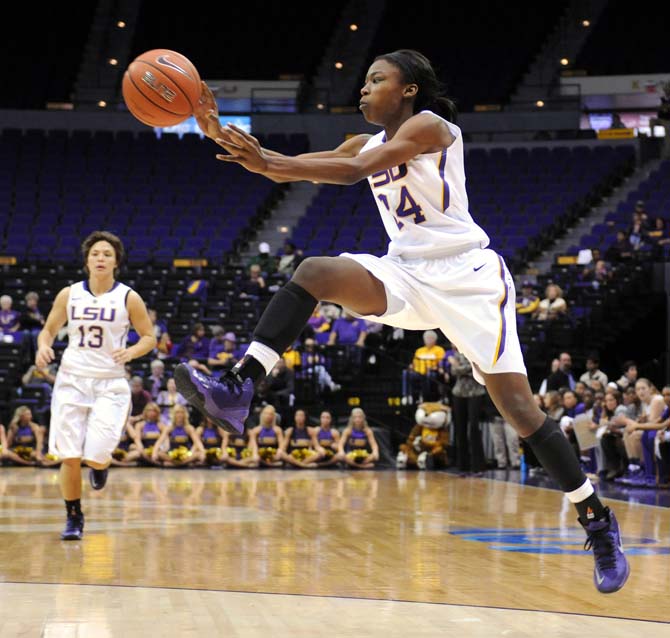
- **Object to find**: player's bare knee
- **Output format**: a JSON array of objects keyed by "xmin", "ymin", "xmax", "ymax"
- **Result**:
[{"xmin": 292, "ymin": 257, "xmax": 333, "ymax": 297}]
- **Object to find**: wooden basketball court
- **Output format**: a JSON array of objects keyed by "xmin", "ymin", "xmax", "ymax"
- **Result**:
[{"xmin": 0, "ymin": 467, "xmax": 668, "ymax": 636}]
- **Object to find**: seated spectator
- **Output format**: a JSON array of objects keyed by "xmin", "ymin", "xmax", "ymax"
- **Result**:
[
  {"xmin": 598, "ymin": 390, "xmax": 629, "ymax": 480},
  {"xmin": 544, "ymin": 351, "xmax": 576, "ymax": 392},
  {"xmin": 152, "ymin": 404, "xmax": 204, "ymax": 467},
  {"xmin": 297, "ymin": 337, "xmax": 341, "ymax": 394},
  {"xmin": 265, "ymin": 357, "xmax": 295, "ymax": 416},
  {"xmin": 515, "ymin": 280, "xmax": 540, "ymax": 318},
  {"xmin": 156, "ymin": 377, "xmax": 188, "ymax": 422},
  {"xmin": 605, "ymin": 230, "xmax": 634, "ymax": 263},
  {"xmin": 238, "ymin": 264, "xmax": 268, "ymax": 299},
  {"xmin": 247, "ymin": 241, "xmax": 278, "ymax": 276},
  {"xmin": 339, "ymin": 407, "xmax": 380, "ymax": 470},
  {"xmin": 148, "ymin": 308, "xmax": 172, "ymax": 360},
  {"xmin": 579, "ymin": 354, "xmax": 608, "ymax": 390},
  {"xmin": 280, "ymin": 409, "xmax": 323, "ymax": 468},
  {"xmin": 276, "ymin": 241, "xmax": 303, "ymax": 277},
  {"xmin": 128, "ymin": 376, "xmax": 153, "ymax": 425},
  {"xmin": 21, "ymin": 361, "xmax": 57, "ymax": 398},
  {"xmin": 543, "ymin": 390, "xmax": 565, "ymax": 422},
  {"xmin": 178, "ymin": 322, "xmax": 210, "ymax": 363},
  {"xmin": 328, "ymin": 309, "xmax": 368, "ymax": 369},
  {"xmin": 304, "ymin": 303, "xmax": 333, "ymax": 345},
  {"xmin": 538, "ymin": 358, "xmax": 560, "ymax": 396},
  {"xmin": 3, "ymin": 406, "xmax": 45, "ymax": 466},
  {"xmin": 208, "ymin": 328, "xmax": 243, "ymax": 377},
  {"xmin": 0, "ymin": 294, "xmax": 21, "ymax": 335},
  {"xmin": 20, "ymin": 291, "xmax": 45, "ymax": 342},
  {"xmin": 534, "ymin": 283, "xmax": 568, "ymax": 321},
  {"xmin": 580, "ymin": 260, "xmax": 612, "ymax": 288},
  {"xmin": 401, "ymin": 330, "xmax": 445, "ymax": 404},
  {"xmin": 558, "ymin": 389, "xmax": 586, "ymax": 462},
  {"xmin": 145, "ymin": 359, "xmax": 168, "ymax": 400},
  {"xmin": 615, "ymin": 360, "xmax": 638, "ymax": 392},
  {"xmin": 627, "ymin": 208, "xmax": 650, "ymax": 251},
  {"xmin": 248, "ymin": 404, "xmax": 285, "ymax": 467},
  {"xmin": 310, "ymin": 409, "xmax": 344, "ymax": 467}
]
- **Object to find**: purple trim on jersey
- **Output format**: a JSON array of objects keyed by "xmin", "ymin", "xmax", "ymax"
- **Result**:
[
  {"xmin": 83, "ymin": 280, "xmax": 120, "ymax": 296},
  {"xmin": 493, "ymin": 255, "xmax": 509, "ymax": 364},
  {"xmin": 438, "ymin": 148, "xmax": 450, "ymax": 211}
]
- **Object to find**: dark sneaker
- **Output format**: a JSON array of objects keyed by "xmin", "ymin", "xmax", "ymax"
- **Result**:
[
  {"xmin": 580, "ymin": 507, "xmax": 630, "ymax": 594},
  {"xmin": 174, "ymin": 363, "xmax": 253, "ymax": 434},
  {"xmin": 61, "ymin": 513, "xmax": 84, "ymax": 541},
  {"xmin": 89, "ymin": 467, "xmax": 108, "ymax": 490}
]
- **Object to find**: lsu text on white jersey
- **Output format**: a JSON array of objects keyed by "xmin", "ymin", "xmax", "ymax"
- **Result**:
[
  {"xmin": 359, "ymin": 110, "xmax": 490, "ymax": 259},
  {"xmin": 60, "ymin": 280, "xmax": 131, "ymax": 378}
]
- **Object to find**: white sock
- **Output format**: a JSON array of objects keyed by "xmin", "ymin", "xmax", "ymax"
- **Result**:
[
  {"xmin": 245, "ymin": 341, "xmax": 280, "ymax": 375},
  {"xmin": 565, "ymin": 478, "xmax": 594, "ymax": 504}
]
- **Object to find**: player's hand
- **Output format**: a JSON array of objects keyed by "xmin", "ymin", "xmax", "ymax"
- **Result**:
[
  {"xmin": 112, "ymin": 348, "xmax": 133, "ymax": 364},
  {"xmin": 35, "ymin": 346, "xmax": 54, "ymax": 368},
  {"xmin": 215, "ymin": 123, "xmax": 268, "ymax": 173},
  {"xmin": 194, "ymin": 82, "xmax": 221, "ymax": 139}
]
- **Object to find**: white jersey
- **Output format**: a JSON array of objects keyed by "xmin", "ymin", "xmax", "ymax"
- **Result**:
[
  {"xmin": 359, "ymin": 110, "xmax": 490, "ymax": 259},
  {"xmin": 60, "ymin": 280, "xmax": 132, "ymax": 379}
]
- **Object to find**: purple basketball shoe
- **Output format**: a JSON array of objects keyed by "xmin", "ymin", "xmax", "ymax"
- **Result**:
[
  {"xmin": 174, "ymin": 363, "xmax": 253, "ymax": 434},
  {"xmin": 580, "ymin": 507, "xmax": 630, "ymax": 594}
]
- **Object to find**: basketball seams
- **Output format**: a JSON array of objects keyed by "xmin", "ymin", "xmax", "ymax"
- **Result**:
[
  {"xmin": 123, "ymin": 72, "xmax": 185, "ymax": 126},
  {"xmin": 135, "ymin": 56, "xmax": 200, "ymax": 113}
]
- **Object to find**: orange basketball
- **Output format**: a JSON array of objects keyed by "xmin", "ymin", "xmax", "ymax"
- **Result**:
[{"xmin": 122, "ymin": 49, "xmax": 202, "ymax": 127}]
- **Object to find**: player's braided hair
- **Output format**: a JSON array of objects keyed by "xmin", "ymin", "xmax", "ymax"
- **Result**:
[{"xmin": 375, "ymin": 49, "xmax": 457, "ymax": 122}]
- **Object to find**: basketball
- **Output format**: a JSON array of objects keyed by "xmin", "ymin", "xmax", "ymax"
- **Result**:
[{"xmin": 122, "ymin": 49, "xmax": 202, "ymax": 127}]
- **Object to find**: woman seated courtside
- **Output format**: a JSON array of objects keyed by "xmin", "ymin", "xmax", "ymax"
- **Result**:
[
  {"xmin": 110, "ymin": 418, "xmax": 142, "ymax": 467},
  {"xmin": 195, "ymin": 416, "xmax": 227, "ymax": 466},
  {"xmin": 310, "ymin": 409, "xmax": 344, "ymax": 467},
  {"xmin": 221, "ymin": 426, "xmax": 260, "ymax": 469},
  {"xmin": 281, "ymin": 408, "xmax": 323, "ymax": 468},
  {"xmin": 134, "ymin": 401, "xmax": 168, "ymax": 466},
  {"xmin": 338, "ymin": 407, "xmax": 380, "ymax": 470},
  {"xmin": 247, "ymin": 405, "xmax": 285, "ymax": 467},
  {"xmin": 152, "ymin": 404, "xmax": 204, "ymax": 467}
]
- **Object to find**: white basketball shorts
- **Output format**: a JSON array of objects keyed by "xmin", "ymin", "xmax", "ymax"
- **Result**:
[
  {"xmin": 340, "ymin": 247, "xmax": 526, "ymax": 385},
  {"xmin": 49, "ymin": 369, "xmax": 131, "ymax": 464}
]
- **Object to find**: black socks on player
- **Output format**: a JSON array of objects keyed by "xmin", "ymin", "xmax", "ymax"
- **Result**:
[
  {"xmin": 523, "ymin": 416, "xmax": 607, "ymax": 521},
  {"xmin": 234, "ymin": 281, "xmax": 318, "ymax": 385},
  {"xmin": 65, "ymin": 499, "xmax": 82, "ymax": 518}
]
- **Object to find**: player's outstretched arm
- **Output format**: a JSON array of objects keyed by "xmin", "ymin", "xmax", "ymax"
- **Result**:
[
  {"xmin": 35, "ymin": 287, "xmax": 70, "ymax": 368},
  {"xmin": 215, "ymin": 113, "xmax": 453, "ymax": 185}
]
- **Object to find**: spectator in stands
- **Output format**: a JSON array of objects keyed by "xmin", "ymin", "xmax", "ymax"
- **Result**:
[
  {"xmin": 277, "ymin": 241, "xmax": 303, "ymax": 277},
  {"xmin": 598, "ymin": 389, "xmax": 629, "ymax": 481},
  {"xmin": 609, "ymin": 113, "xmax": 626, "ymax": 129},
  {"xmin": 605, "ymin": 230, "xmax": 634, "ymax": 263},
  {"xmin": 558, "ymin": 389, "xmax": 586, "ymax": 463},
  {"xmin": 265, "ymin": 357, "xmax": 295, "ymax": 413},
  {"xmin": 581, "ymin": 260, "xmax": 612, "ymax": 288},
  {"xmin": 145, "ymin": 359, "xmax": 167, "ymax": 400},
  {"xmin": 304, "ymin": 303, "xmax": 333, "ymax": 345},
  {"xmin": 156, "ymin": 377, "xmax": 188, "ymax": 422},
  {"xmin": 339, "ymin": 407, "xmax": 380, "ymax": 470},
  {"xmin": 327, "ymin": 309, "xmax": 367, "ymax": 369},
  {"xmin": 543, "ymin": 390, "xmax": 565, "ymax": 422},
  {"xmin": 615, "ymin": 360, "xmax": 638, "ymax": 391},
  {"xmin": 649, "ymin": 217, "xmax": 670, "ymax": 258},
  {"xmin": 450, "ymin": 345, "xmax": 487, "ymax": 475},
  {"xmin": 21, "ymin": 361, "xmax": 57, "ymax": 397},
  {"xmin": 515, "ymin": 280, "xmax": 539, "ymax": 319},
  {"xmin": 247, "ymin": 241, "xmax": 278, "ymax": 276},
  {"xmin": 129, "ymin": 375, "xmax": 153, "ymax": 425},
  {"xmin": 573, "ymin": 380, "xmax": 587, "ymax": 403},
  {"xmin": 0, "ymin": 294, "xmax": 21, "ymax": 335},
  {"xmin": 579, "ymin": 354, "xmax": 608, "ymax": 390},
  {"xmin": 148, "ymin": 308, "xmax": 172, "ymax": 359},
  {"xmin": 178, "ymin": 322, "xmax": 210, "ymax": 363},
  {"xmin": 538, "ymin": 358, "xmax": 560, "ymax": 396},
  {"xmin": 208, "ymin": 327, "xmax": 241, "ymax": 376},
  {"xmin": 534, "ymin": 283, "xmax": 568, "ymax": 321},
  {"xmin": 627, "ymin": 209, "xmax": 649, "ymax": 251},
  {"xmin": 545, "ymin": 352, "xmax": 576, "ymax": 392},
  {"xmin": 298, "ymin": 337, "xmax": 341, "ymax": 394},
  {"xmin": 238, "ymin": 263, "xmax": 268, "ymax": 299},
  {"xmin": 401, "ymin": 329, "xmax": 446, "ymax": 405},
  {"xmin": 20, "ymin": 291, "xmax": 45, "ymax": 339}
]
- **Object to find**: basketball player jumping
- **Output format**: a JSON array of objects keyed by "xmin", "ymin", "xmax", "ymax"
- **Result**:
[
  {"xmin": 175, "ymin": 49, "xmax": 630, "ymax": 593},
  {"xmin": 36, "ymin": 231, "xmax": 156, "ymax": 540}
]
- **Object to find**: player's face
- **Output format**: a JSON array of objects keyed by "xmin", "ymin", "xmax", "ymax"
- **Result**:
[
  {"xmin": 87, "ymin": 241, "xmax": 117, "ymax": 277},
  {"xmin": 359, "ymin": 60, "xmax": 410, "ymax": 124}
]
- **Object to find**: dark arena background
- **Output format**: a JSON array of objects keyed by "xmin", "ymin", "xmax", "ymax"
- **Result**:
[{"xmin": 1, "ymin": 1, "xmax": 669, "ymax": 635}]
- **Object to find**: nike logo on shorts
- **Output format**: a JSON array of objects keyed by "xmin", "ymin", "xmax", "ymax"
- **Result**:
[{"xmin": 473, "ymin": 264, "xmax": 485, "ymax": 272}]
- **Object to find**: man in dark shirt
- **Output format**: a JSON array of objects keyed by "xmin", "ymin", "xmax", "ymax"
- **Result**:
[{"xmin": 545, "ymin": 351, "xmax": 576, "ymax": 392}]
